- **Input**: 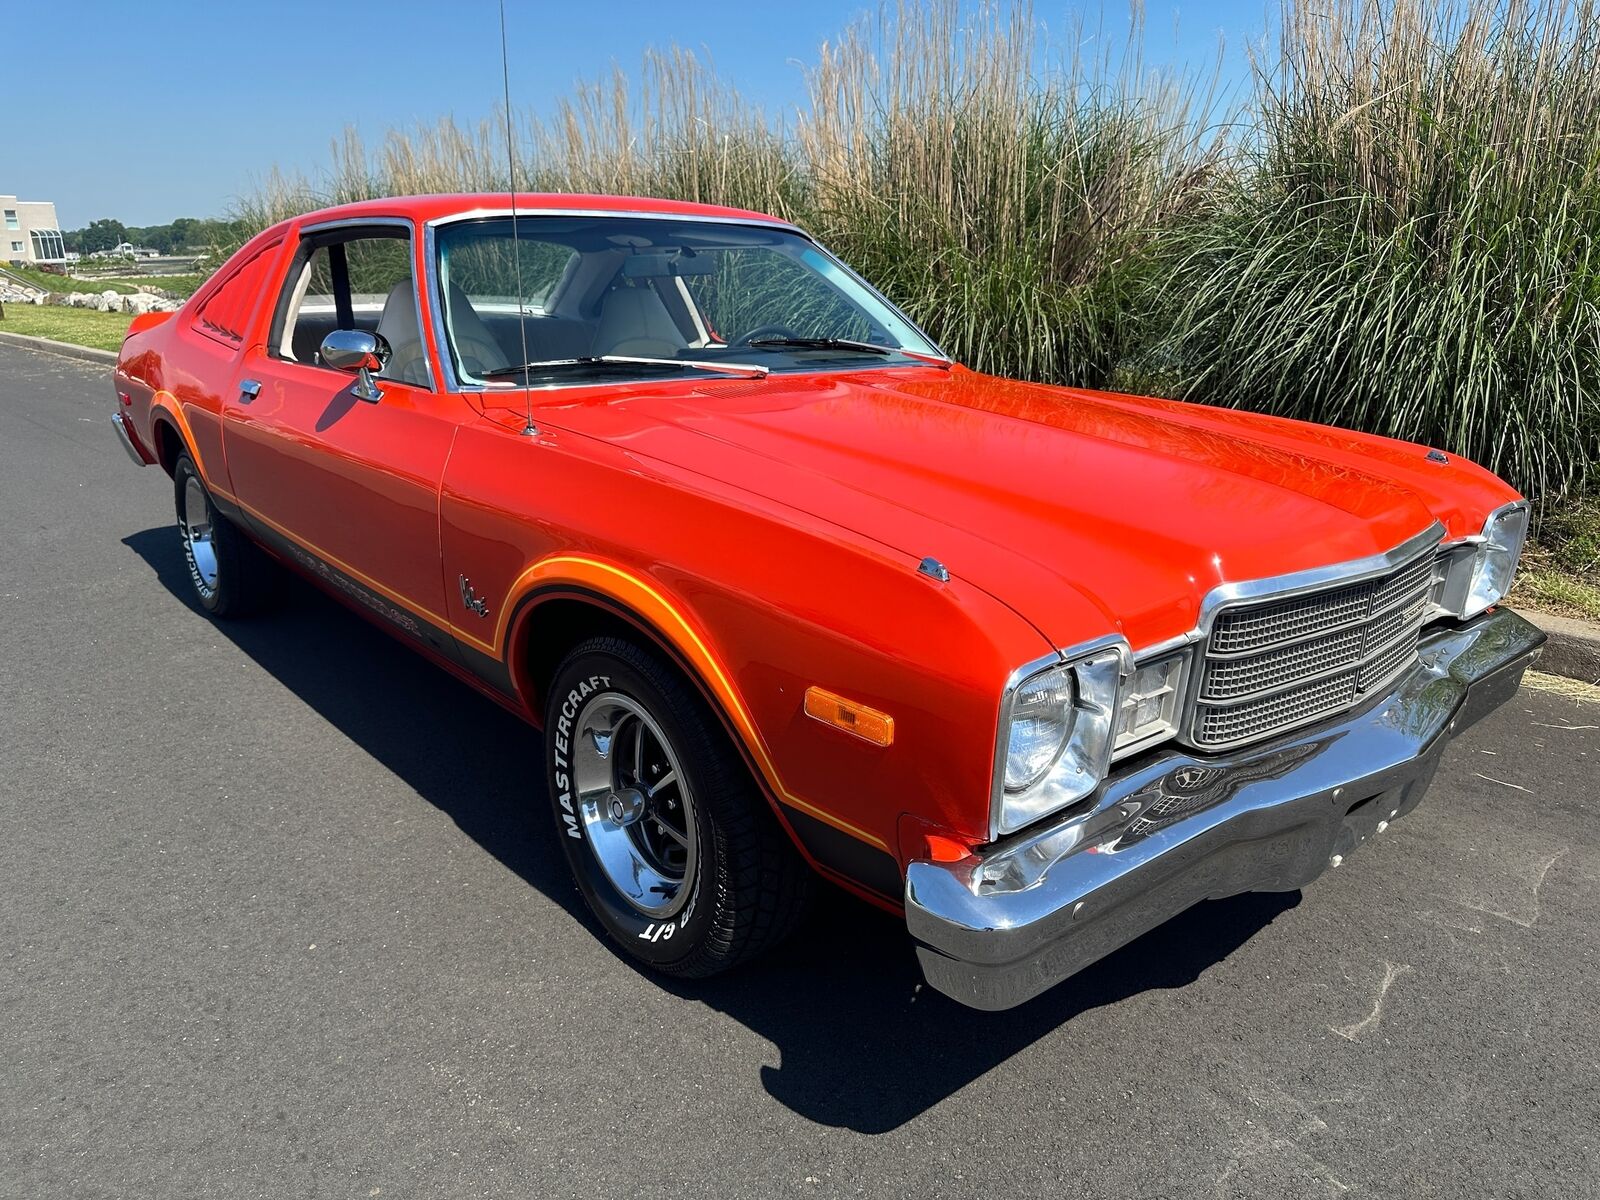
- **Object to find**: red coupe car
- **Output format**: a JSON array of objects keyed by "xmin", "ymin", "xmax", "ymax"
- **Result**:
[{"xmin": 110, "ymin": 193, "xmax": 1543, "ymax": 1009}]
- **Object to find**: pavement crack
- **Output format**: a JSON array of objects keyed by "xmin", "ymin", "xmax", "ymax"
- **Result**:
[{"xmin": 1331, "ymin": 961, "xmax": 1413, "ymax": 1042}]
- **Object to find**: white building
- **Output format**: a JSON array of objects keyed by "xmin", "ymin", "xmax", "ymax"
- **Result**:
[{"xmin": 1, "ymin": 196, "xmax": 66, "ymax": 266}]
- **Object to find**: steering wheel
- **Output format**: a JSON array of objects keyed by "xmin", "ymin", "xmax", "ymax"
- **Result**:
[{"xmin": 729, "ymin": 324, "xmax": 803, "ymax": 348}]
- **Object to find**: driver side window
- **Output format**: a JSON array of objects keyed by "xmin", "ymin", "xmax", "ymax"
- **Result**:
[{"xmin": 271, "ymin": 229, "xmax": 429, "ymax": 386}]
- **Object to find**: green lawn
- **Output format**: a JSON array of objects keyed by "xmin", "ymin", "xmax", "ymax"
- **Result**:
[
  {"xmin": 0, "ymin": 305, "xmax": 132, "ymax": 351},
  {"xmin": 3, "ymin": 265, "xmax": 206, "ymax": 298},
  {"xmin": 1511, "ymin": 499, "xmax": 1600, "ymax": 622},
  {"xmin": 3, "ymin": 265, "xmax": 137, "ymax": 295},
  {"xmin": 1512, "ymin": 568, "xmax": 1600, "ymax": 623}
]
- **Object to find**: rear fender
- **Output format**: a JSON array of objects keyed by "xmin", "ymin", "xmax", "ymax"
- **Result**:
[
  {"xmin": 148, "ymin": 393, "xmax": 207, "ymax": 479},
  {"xmin": 127, "ymin": 310, "xmax": 176, "ymax": 338}
]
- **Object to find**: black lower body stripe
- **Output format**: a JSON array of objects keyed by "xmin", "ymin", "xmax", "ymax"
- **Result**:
[{"xmin": 780, "ymin": 805, "xmax": 903, "ymax": 903}]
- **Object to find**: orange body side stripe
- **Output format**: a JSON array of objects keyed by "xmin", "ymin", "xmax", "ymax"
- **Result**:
[{"xmin": 156, "ymin": 408, "xmax": 888, "ymax": 855}]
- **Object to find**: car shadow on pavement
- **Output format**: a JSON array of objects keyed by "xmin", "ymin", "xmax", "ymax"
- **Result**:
[{"xmin": 124, "ymin": 527, "xmax": 1301, "ymax": 1135}]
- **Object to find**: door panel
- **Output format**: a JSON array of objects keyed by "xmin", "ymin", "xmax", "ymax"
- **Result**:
[{"xmin": 222, "ymin": 352, "xmax": 466, "ymax": 657}]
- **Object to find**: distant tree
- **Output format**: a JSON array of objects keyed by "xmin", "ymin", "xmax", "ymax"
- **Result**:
[
  {"xmin": 78, "ymin": 219, "xmax": 128, "ymax": 254},
  {"xmin": 61, "ymin": 214, "xmax": 239, "ymax": 261},
  {"xmin": 127, "ymin": 224, "xmax": 163, "ymax": 253},
  {"xmin": 169, "ymin": 217, "xmax": 201, "ymax": 250}
]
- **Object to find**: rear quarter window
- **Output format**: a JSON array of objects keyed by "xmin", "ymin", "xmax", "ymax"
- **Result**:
[{"xmin": 189, "ymin": 239, "xmax": 283, "ymax": 349}]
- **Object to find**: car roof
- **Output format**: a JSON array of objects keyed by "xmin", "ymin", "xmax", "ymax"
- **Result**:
[{"xmin": 291, "ymin": 193, "xmax": 793, "ymax": 228}]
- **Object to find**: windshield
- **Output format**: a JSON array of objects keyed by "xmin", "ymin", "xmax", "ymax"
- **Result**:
[{"xmin": 433, "ymin": 215, "xmax": 941, "ymax": 385}]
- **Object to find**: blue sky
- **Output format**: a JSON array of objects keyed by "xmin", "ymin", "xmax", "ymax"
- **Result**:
[{"xmin": 16, "ymin": 1, "xmax": 1265, "ymax": 229}]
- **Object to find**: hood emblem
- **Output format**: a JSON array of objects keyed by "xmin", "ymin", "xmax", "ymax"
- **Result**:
[{"xmin": 1426, "ymin": 449, "xmax": 1450, "ymax": 464}]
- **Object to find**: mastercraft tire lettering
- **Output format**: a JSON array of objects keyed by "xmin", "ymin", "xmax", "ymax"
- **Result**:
[
  {"xmin": 171, "ymin": 452, "xmax": 280, "ymax": 619},
  {"xmin": 552, "ymin": 675, "xmax": 610, "ymax": 840},
  {"xmin": 544, "ymin": 637, "xmax": 810, "ymax": 977}
]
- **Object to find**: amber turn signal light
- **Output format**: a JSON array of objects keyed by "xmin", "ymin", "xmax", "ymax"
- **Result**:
[{"xmin": 803, "ymin": 686, "xmax": 894, "ymax": 747}]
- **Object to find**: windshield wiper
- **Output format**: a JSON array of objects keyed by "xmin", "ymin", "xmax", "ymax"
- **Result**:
[
  {"xmin": 743, "ymin": 336, "xmax": 952, "ymax": 367},
  {"xmin": 481, "ymin": 354, "xmax": 768, "ymax": 382}
]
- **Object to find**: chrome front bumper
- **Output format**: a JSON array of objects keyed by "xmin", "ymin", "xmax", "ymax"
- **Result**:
[{"xmin": 906, "ymin": 607, "xmax": 1546, "ymax": 1011}]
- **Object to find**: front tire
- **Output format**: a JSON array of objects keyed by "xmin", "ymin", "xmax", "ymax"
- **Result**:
[
  {"xmin": 545, "ymin": 636, "xmax": 812, "ymax": 977},
  {"xmin": 172, "ymin": 453, "xmax": 278, "ymax": 618}
]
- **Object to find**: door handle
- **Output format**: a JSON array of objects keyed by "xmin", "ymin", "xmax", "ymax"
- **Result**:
[{"xmin": 239, "ymin": 379, "xmax": 261, "ymax": 402}]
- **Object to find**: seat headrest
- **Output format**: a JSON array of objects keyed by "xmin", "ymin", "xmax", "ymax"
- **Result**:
[
  {"xmin": 375, "ymin": 279, "xmax": 430, "ymax": 386},
  {"xmin": 596, "ymin": 285, "xmax": 686, "ymax": 356}
]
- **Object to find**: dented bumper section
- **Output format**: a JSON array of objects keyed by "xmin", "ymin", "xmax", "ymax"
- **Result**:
[{"xmin": 906, "ymin": 607, "xmax": 1547, "ymax": 1011}]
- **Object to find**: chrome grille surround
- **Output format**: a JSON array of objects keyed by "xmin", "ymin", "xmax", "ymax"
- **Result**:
[{"xmin": 1185, "ymin": 524, "xmax": 1444, "ymax": 751}]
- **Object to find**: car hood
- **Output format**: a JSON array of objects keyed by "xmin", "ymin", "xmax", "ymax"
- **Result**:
[{"xmin": 548, "ymin": 366, "xmax": 1516, "ymax": 651}]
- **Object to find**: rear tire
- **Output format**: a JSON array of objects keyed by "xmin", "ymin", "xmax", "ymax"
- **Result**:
[
  {"xmin": 172, "ymin": 452, "xmax": 279, "ymax": 618},
  {"xmin": 545, "ymin": 636, "xmax": 812, "ymax": 977}
]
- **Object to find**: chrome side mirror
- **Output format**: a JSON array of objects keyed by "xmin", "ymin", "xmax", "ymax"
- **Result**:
[{"xmin": 320, "ymin": 329, "xmax": 391, "ymax": 402}]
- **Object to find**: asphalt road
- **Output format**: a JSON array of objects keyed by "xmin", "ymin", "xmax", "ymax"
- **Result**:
[{"xmin": 2, "ymin": 342, "xmax": 1597, "ymax": 1199}]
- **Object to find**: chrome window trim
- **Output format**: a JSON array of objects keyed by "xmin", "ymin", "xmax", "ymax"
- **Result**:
[
  {"xmin": 421, "ymin": 208, "xmax": 950, "ymax": 395},
  {"xmin": 281, "ymin": 214, "xmax": 436, "ymax": 393},
  {"xmin": 421, "ymin": 205, "xmax": 807, "ymax": 234}
]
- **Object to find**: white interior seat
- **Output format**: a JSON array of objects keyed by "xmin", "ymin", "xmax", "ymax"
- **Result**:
[{"xmin": 594, "ymin": 285, "xmax": 686, "ymax": 357}]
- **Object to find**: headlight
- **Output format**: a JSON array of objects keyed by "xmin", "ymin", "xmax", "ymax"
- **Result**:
[
  {"xmin": 1004, "ymin": 668, "xmax": 1075, "ymax": 790},
  {"xmin": 993, "ymin": 644, "xmax": 1124, "ymax": 837},
  {"xmin": 1433, "ymin": 501, "xmax": 1530, "ymax": 619}
]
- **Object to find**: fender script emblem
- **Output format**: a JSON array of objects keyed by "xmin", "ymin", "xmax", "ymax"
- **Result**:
[{"xmin": 458, "ymin": 575, "xmax": 491, "ymax": 618}]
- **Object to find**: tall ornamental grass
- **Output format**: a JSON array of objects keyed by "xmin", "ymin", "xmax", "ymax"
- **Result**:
[
  {"xmin": 1160, "ymin": 0, "xmax": 1600, "ymax": 505},
  {"xmin": 794, "ymin": 3, "xmax": 1226, "ymax": 383},
  {"xmin": 238, "ymin": 0, "xmax": 1600, "ymax": 506}
]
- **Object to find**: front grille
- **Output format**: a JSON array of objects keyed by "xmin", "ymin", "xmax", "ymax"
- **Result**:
[
  {"xmin": 1196, "ymin": 672, "xmax": 1356, "ymax": 746},
  {"xmin": 1191, "ymin": 542, "xmax": 1436, "ymax": 749}
]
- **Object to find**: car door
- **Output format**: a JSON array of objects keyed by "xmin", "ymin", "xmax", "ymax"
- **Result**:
[{"xmin": 221, "ymin": 217, "xmax": 467, "ymax": 661}]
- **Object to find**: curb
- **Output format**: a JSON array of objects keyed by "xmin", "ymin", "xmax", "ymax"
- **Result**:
[
  {"xmin": 0, "ymin": 330, "xmax": 118, "ymax": 365},
  {"xmin": 1523, "ymin": 609, "xmax": 1600, "ymax": 686}
]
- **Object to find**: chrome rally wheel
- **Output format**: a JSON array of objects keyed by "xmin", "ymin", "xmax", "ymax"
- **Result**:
[
  {"xmin": 571, "ymin": 693, "xmax": 699, "ymax": 919},
  {"xmin": 545, "ymin": 637, "xmax": 813, "ymax": 978},
  {"xmin": 181, "ymin": 473, "xmax": 220, "ymax": 599},
  {"xmin": 170, "ymin": 451, "xmax": 280, "ymax": 619}
]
